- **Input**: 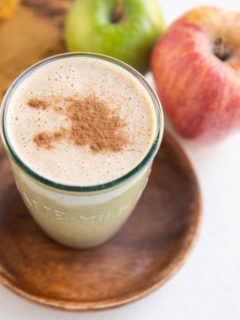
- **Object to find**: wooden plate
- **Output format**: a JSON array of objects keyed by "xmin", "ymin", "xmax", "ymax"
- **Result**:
[
  {"xmin": 0, "ymin": 1, "xmax": 201, "ymax": 311},
  {"xmin": 0, "ymin": 132, "xmax": 201, "ymax": 310}
]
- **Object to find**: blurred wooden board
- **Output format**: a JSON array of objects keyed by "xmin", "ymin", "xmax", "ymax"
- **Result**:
[{"xmin": 0, "ymin": 0, "xmax": 72, "ymax": 100}]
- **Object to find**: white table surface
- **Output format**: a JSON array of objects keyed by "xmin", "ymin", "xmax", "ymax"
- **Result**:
[{"xmin": 1, "ymin": 0, "xmax": 240, "ymax": 319}]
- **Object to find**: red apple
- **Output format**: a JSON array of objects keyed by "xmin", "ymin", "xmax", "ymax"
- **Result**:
[{"xmin": 151, "ymin": 6, "xmax": 240, "ymax": 142}]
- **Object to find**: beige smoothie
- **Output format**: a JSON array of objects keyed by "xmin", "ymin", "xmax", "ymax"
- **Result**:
[{"xmin": 1, "ymin": 54, "xmax": 163, "ymax": 248}]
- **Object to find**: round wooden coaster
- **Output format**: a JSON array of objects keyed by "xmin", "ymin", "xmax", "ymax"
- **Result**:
[{"xmin": 0, "ymin": 132, "xmax": 201, "ymax": 310}]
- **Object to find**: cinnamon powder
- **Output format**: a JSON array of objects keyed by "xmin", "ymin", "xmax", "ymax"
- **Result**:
[
  {"xmin": 28, "ymin": 98, "xmax": 48, "ymax": 110},
  {"xmin": 29, "ymin": 95, "xmax": 128, "ymax": 153},
  {"xmin": 34, "ymin": 127, "xmax": 67, "ymax": 149}
]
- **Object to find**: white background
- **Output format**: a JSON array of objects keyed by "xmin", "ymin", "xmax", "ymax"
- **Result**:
[{"xmin": 1, "ymin": 0, "xmax": 240, "ymax": 319}]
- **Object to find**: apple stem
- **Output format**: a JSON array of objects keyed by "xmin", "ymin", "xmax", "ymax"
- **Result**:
[
  {"xmin": 214, "ymin": 37, "xmax": 231, "ymax": 61},
  {"xmin": 111, "ymin": 0, "xmax": 124, "ymax": 23}
]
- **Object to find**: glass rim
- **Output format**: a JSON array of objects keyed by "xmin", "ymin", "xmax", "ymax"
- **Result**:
[{"xmin": 1, "ymin": 52, "xmax": 164, "ymax": 192}]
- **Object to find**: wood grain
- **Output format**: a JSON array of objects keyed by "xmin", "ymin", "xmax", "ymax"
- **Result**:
[
  {"xmin": 22, "ymin": 0, "xmax": 72, "ymax": 28},
  {"xmin": 0, "ymin": 132, "xmax": 201, "ymax": 310}
]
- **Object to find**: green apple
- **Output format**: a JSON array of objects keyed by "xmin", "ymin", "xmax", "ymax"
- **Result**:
[{"xmin": 64, "ymin": 0, "xmax": 164, "ymax": 73}]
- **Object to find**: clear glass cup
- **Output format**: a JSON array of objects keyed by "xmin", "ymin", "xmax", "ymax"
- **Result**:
[{"xmin": 0, "ymin": 53, "xmax": 164, "ymax": 248}]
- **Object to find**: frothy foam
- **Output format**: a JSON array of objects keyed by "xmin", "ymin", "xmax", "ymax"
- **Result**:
[{"xmin": 6, "ymin": 57, "xmax": 157, "ymax": 186}]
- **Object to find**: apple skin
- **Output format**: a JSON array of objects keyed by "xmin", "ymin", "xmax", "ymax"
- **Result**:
[
  {"xmin": 65, "ymin": 0, "xmax": 164, "ymax": 74},
  {"xmin": 151, "ymin": 6, "xmax": 240, "ymax": 142}
]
